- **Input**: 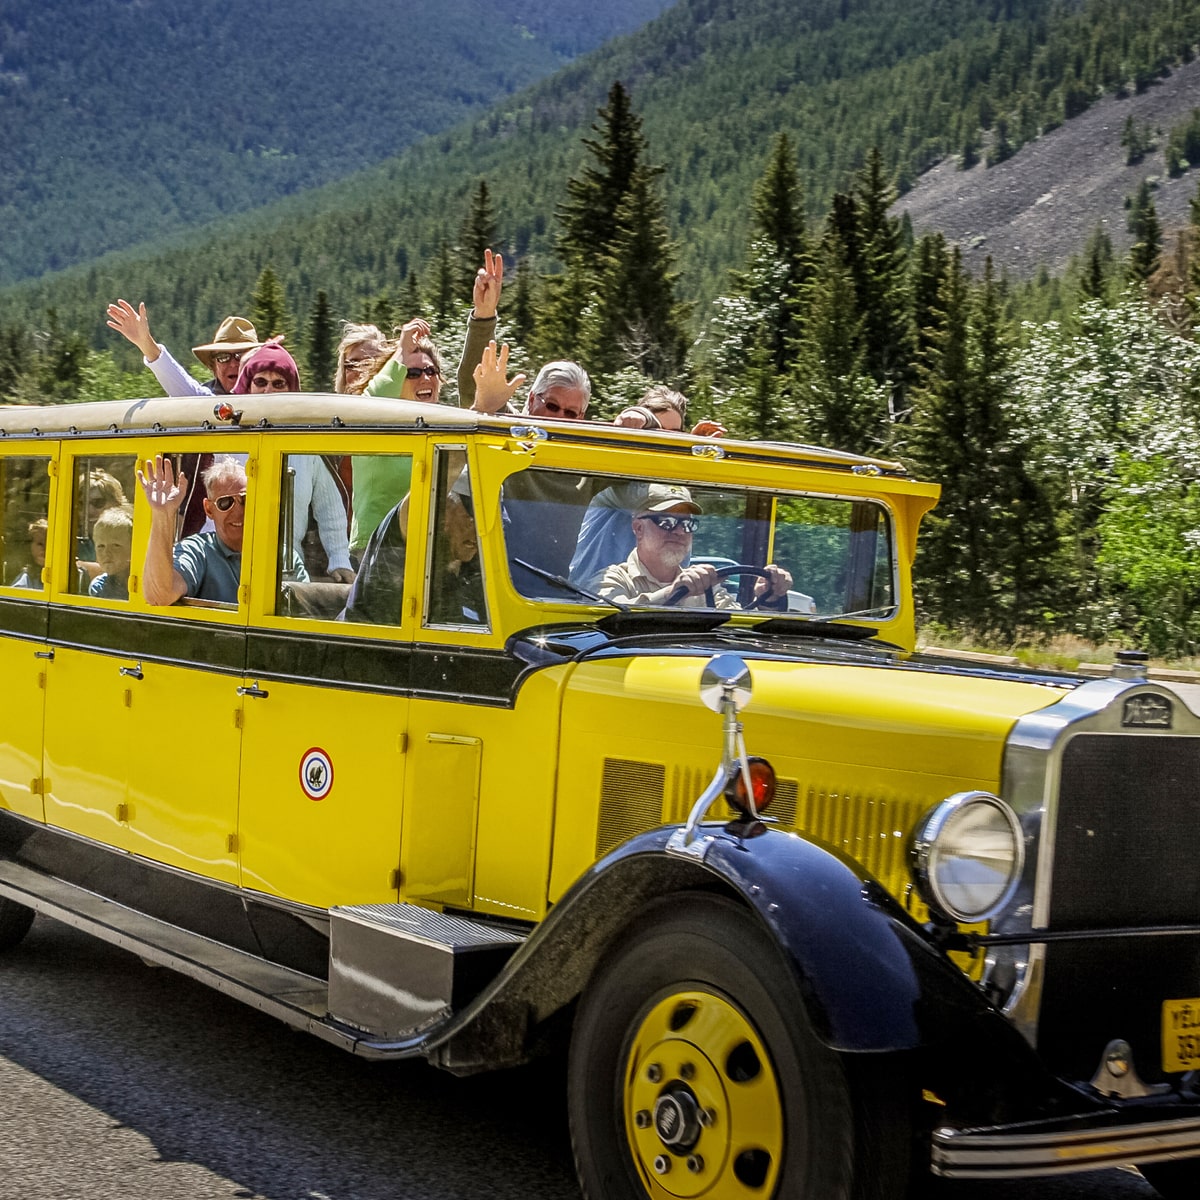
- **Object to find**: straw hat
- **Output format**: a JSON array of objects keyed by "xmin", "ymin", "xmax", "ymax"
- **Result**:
[{"xmin": 192, "ymin": 316, "xmax": 260, "ymax": 369}]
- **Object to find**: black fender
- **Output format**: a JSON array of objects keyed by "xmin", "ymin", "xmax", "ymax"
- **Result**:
[{"xmin": 435, "ymin": 821, "xmax": 1051, "ymax": 1112}]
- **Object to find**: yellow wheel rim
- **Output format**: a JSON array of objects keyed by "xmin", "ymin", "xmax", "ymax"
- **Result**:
[{"xmin": 622, "ymin": 989, "xmax": 784, "ymax": 1199}]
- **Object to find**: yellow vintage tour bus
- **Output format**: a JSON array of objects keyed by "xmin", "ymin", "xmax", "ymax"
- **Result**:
[{"xmin": 0, "ymin": 392, "xmax": 1198, "ymax": 1200}]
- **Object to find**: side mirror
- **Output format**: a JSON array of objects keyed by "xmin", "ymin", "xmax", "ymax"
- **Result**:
[{"xmin": 699, "ymin": 653, "xmax": 752, "ymax": 715}]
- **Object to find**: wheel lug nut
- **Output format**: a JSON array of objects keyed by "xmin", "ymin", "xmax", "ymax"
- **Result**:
[
  {"xmin": 687, "ymin": 1155, "xmax": 704, "ymax": 1174},
  {"xmin": 699, "ymin": 1107, "xmax": 716, "ymax": 1127},
  {"xmin": 635, "ymin": 1109, "xmax": 651, "ymax": 1128},
  {"xmin": 680, "ymin": 1062, "xmax": 695, "ymax": 1080},
  {"xmin": 653, "ymin": 1155, "xmax": 671, "ymax": 1175},
  {"xmin": 646, "ymin": 1063, "xmax": 663, "ymax": 1083}
]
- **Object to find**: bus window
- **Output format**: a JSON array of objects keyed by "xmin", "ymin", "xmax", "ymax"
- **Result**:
[
  {"xmin": 1, "ymin": 457, "xmax": 52, "ymax": 591},
  {"xmin": 424, "ymin": 448, "xmax": 486, "ymax": 630},
  {"xmin": 277, "ymin": 452, "xmax": 412, "ymax": 625},
  {"xmin": 70, "ymin": 456, "xmax": 135, "ymax": 598}
]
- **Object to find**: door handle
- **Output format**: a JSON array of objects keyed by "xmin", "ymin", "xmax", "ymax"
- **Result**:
[
  {"xmin": 236, "ymin": 682, "xmax": 269, "ymax": 699},
  {"xmin": 118, "ymin": 662, "xmax": 144, "ymax": 680},
  {"xmin": 34, "ymin": 649, "xmax": 54, "ymax": 660}
]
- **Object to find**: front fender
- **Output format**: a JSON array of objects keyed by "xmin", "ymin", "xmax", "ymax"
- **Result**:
[{"xmin": 437, "ymin": 821, "xmax": 1040, "ymax": 1083}]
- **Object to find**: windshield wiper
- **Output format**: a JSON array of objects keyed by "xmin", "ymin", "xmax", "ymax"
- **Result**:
[
  {"xmin": 511, "ymin": 557, "xmax": 629, "ymax": 612},
  {"xmin": 746, "ymin": 616, "xmax": 881, "ymax": 641}
]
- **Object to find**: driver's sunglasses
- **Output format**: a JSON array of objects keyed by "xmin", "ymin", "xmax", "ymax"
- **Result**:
[
  {"xmin": 405, "ymin": 365, "xmax": 441, "ymax": 380},
  {"xmin": 641, "ymin": 513, "xmax": 698, "ymax": 534},
  {"xmin": 212, "ymin": 492, "xmax": 247, "ymax": 512},
  {"xmin": 213, "ymin": 351, "xmax": 244, "ymax": 365}
]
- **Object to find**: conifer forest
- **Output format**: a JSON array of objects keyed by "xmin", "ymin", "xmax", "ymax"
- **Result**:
[{"xmin": 6, "ymin": 0, "xmax": 1200, "ymax": 656}]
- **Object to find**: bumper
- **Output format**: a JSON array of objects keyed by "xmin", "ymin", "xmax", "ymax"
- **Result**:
[{"xmin": 933, "ymin": 1112, "xmax": 1200, "ymax": 1178}]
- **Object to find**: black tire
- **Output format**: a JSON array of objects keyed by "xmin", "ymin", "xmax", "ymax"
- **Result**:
[
  {"xmin": 1141, "ymin": 1158, "xmax": 1200, "ymax": 1199},
  {"xmin": 568, "ymin": 893, "xmax": 861, "ymax": 1200},
  {"xmin": 0, "ymin": 896, "xmax": 34, "ymax": 951}
]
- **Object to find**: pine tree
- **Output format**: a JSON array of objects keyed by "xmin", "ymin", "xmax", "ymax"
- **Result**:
[
  {"xmin": 433, "ymin": 239, "xmax": 455, "ymax": 327},
  {"xmin": 1127, "ymin": 179, "xmax": 1162, "ymax": 283},
  {"xmin": 1078, "ymin": 226, "xmax": 1115, "ymax": 303},
  {"xmin": 555, "ymin": 81, "xmax": 651, "ymax": 273},
  {"xmin": 305, "ymin": 290, "xmax": 335, "ymax": 391},
  {"xmin": 848, "ymin": 149, "xmax": 915, "ymax": 424},
  {"xmin": 792, "ymin": 230, "xmax": 878, "ymax": 453},
  {"xmin": 250, "ymin": 265, "xmax": 290, "ymax": 342},
  {"xmin": 511, "ymin": 256, "xmax": 537, "ymax": 351},
  {"xmin": 588, "ymin": 164, "xmax": 688, "ymax": 378},
  {"xmin": 401, "ymin": 270, "xmax": 422, "ymax": 322},
  {"xmin": 459, "ymin": 180, "xmax": 498, "ymax": 295}
]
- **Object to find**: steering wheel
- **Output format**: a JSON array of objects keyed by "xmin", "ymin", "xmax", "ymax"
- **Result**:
[{"xmin": 665, "ymin": 564, "xmax": 775, "ymax": 608}]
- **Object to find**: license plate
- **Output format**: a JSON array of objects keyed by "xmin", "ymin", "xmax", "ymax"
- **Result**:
[{"xmin": 1162, "ymin": 998, "xmax": 1200, "ymax": 1072}]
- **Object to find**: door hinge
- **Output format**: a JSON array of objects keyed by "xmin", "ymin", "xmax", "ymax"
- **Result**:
[
  {"xmin": 397, "ymin": 732, "xmax": 408, "ymax": 754},
  {"xmin": 29, "ymin": 777, "xmax": 42, "ymax": 796},
  {"xmin": 226, "ymin": 833, "xmax": 239, "ymax": 854},
  {"xmin": 233, "ymin": 708, "xmax": 243, "ymax": 729},
  {"xmin": 389, "ymin": 867, "xmax": 402, "ymax": 891},
  {"xmin": 116, "ymin": 802, "xmax": 130, "ymax": 823}
]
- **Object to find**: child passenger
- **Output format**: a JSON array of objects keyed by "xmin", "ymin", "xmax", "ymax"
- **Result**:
[
  {"xmin": 88, "ymin": 506, "xmax": 134, "ymax": 600},
  {"xmin": 13, "ymin": 518, "xmax": 47, "ymax": 589}
]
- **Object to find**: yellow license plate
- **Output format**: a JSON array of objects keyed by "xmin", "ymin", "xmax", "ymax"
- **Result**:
[{"xmin": 1162, "ymin": 998, "xmax": 1200, "ymax": 1072}]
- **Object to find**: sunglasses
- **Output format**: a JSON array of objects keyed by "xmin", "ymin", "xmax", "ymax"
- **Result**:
[
  {"xmin": 212, "ymin": 492, "xmax": 247, "ymax": 512},
  {"xmin": 640, "ymin": 513, "xmax": 698, "ymax": 534},
  {"xmin": 213, "ymin": 352, "xmax": 244, "ymax": 365},
  {"xmin": 536, "ymin": 398, "xmax": 584, "ymax": 420},
  {"xmin": 405, "ymin": 365, "xmax": 441, "ymax": 380}
]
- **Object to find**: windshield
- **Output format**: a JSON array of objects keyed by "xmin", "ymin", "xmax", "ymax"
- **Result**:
[{"xmin": 500, "ymin": 469, "xmax": 896, "ymax": 618}]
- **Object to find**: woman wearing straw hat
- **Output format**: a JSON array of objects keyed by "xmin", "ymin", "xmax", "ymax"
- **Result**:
[{"xmin": 105, "ymin": 300, "xmax": 260, "ymax": 397}]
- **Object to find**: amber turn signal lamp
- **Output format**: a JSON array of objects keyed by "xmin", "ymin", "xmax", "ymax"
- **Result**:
[{"xmin": 727, "ymin": 756, "xmax": 775, "ymax": 815}]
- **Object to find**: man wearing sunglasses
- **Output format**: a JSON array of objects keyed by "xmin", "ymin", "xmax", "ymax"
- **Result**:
[
  {"xmin": 138, "ymin": 455, "xmax": 307, "ymax": 606},
  {"xmin": 592, "ymin": 484, "xmax": 791, "ymax": 609}
]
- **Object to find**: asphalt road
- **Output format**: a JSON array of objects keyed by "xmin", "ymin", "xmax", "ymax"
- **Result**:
[{"xmin": 0, "ymin": 918, "xmax": 1165, "ymax": 1200}]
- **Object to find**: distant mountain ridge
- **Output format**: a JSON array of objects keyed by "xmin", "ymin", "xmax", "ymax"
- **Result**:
[
  {"xmin": 895, "ymin": 56, "xmax": 1200, "ymax": 279},
  {"xmin": 4, "ymin": 0, "xmax": 1200, "ymax": 357},
  {"xmin": 0, "ymin": 0, "xmax": 674, "ymax": 284}
]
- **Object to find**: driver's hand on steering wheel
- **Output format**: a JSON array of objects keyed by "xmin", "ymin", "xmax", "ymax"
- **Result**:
[
  {"xmin": 671, "ymin": 563, "xmax": 719, "ymax": 598},
  {"xmin": 753, "ymin": 564, "xmax": 792, "ymax": 601}
]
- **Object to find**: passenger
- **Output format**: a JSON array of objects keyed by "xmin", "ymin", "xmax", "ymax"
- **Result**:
[
  {"xmin": 613, "ymin": 385, "xmax": 726, "ymax": 438},
  {"xmin": 105, "ymin": 301, "xmax": 260, "ymax": 397},
  {"xmin": 334, "ymin": 323, "xmax": 392, "ymax": 396},
  {"xmin": 589, "ymin": 484, "xmax": 792, "ymax": 609},
  {"xmin": 341, "ymin": 471, "xmax": 482, "ymax": 626},
  {"xmin": 472, "ymin": 350, "xmax": 589, "ymax": 422},
  {"xmin": 229, "ymin": 345, "xmax": 354, "ymax": 583},
  {"xmin": 76, "ymin": 468, "xmax": 129, "ymax": 583},
  {"xmin": 12, "ymin": 518, "xmax": 47, "ymax": 589},
  {"xmin": 88, "ymin": 506, "xmax": 134, "ymax": 601},
  {"xmin": 349, "ymin": 318, "xmax": 445, "ymax": 564},
  {"xmin": 138, "ymin": 455, "xmax": 307, "ymax": 606}
]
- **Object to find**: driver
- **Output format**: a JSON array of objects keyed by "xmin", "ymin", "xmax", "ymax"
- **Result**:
[{"xmin": 589, "ymin": 484, "xmax": 792, "ymax": 609}]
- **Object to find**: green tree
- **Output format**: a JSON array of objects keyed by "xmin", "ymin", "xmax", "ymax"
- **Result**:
[
  {"xmin": 305, "ymin": 290, "xmax": 335, "ymax": 391},
  {"xmin": 250, "ymin": 265, "xmax": 290, "ymax": 342},
  {"xmin": 511, "ymin": 256, "xmax": 537, "ymax": 351},
  {"xmin": 1078, "ymin": 226, "xmax": 1115, "ymax": 304},
  {"xmin": 1127, "ymin": 179, "xmax": 1162, "ymax": 283},
  {"xmin": 433, "ymin": 239, "xmax": 456, "ymax": 327},
  {"xmin": 587, "ymin": 164, "xmax": 688, "ymax": 378},
  {"xmin": 401, "ymin": 270, "xmax": 423, "ymax": 322},
  {"xmin": 459, "ymin": 180, "xmax": 498, "ymax": 295}
]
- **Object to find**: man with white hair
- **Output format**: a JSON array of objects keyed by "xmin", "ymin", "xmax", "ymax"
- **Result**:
[{"xmin": 138, "ymin": 454, "xmax": 306, "ymax": 605}]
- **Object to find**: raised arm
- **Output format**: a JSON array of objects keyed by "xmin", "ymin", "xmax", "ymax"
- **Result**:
[
  {"xmin": 106, "ymin": 299, "xmax": 213, "ymax": 398},
  {"xmin": 137, "ymin": 455, "xmax": 189, "ymax": 605},
  {"xmin": 458, "ymin": 250, "xmax": 503, "ymax": 406}
]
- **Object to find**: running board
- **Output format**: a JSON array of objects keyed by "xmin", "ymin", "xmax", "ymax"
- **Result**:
[{"xmin": 0, "ymin": 860, "xmax": 526, "ymax": 1060}]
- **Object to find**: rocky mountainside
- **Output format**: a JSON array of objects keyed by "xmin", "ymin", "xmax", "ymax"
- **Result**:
[{"xmin": 895, "ymin": 58, "xmax": 1200, "ymax": 279}]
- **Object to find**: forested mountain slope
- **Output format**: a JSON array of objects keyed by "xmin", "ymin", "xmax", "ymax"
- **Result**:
[
  {"xmin": 4, "ymin": 0, "xmax": 1200, "ymax": 359},
  {"xmin": 0, "ymin": 0, "xmax": 674, "ymax": 284}
]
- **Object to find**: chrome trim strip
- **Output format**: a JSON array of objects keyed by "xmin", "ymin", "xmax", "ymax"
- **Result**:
[{"xmin": 932, "ymin": 1115, "xmax": 1200, "ymax": 1178}]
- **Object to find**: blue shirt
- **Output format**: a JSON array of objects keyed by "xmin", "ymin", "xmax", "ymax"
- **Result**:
[
  {"xmin": 173, "ymin": 532, "xmax": 242, "ymax": 604},
  {"xmin": 89, "ymin": 572, "xmax": 129, "ymax": 600}
]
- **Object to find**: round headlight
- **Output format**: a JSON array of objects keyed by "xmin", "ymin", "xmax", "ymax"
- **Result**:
[{"xmin": 910, "ymin": 792, "xmax": 1025, "ymax": 923}]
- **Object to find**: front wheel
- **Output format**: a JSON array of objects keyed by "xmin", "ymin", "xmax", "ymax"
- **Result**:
[
  {"xmin": 0, "ymin": 896, "xmax": 34, "ymax": 951},
  {"xmin": 1141, "ymin": 1158, "xmax": 1200, "ymax": 1199},
  {"xmin": 568, "ymin": 893, "xmax": 860, "ymax": 1200}
]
